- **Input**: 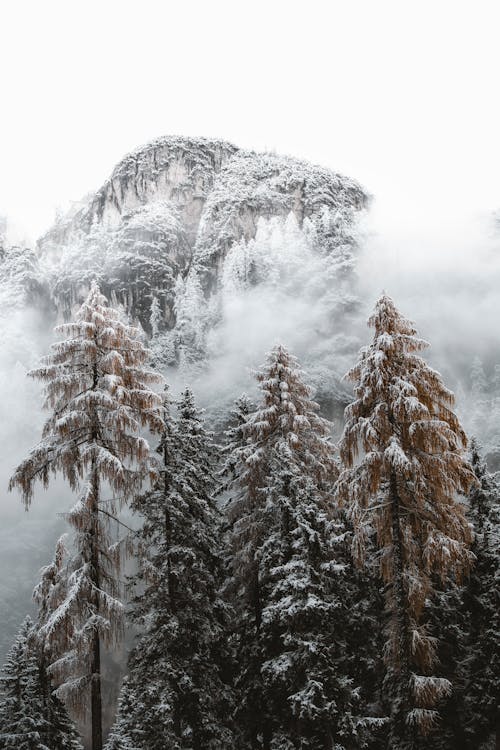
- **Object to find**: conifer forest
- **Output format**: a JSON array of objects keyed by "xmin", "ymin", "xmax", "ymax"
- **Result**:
[{"xmin": 1, "ymin": 6, "xmax": 499, "ymax": 750}]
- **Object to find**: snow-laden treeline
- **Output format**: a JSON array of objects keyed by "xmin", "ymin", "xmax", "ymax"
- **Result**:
[{"xmin": 2, "ymin": 288, "xmax": 497, "ymax": 750}]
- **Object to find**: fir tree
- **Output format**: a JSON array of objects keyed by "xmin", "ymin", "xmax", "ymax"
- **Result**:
[
  {"xmin": 9, "ymin": 283, "xmax": 163, "ymax": 750},
  {"xmin": 102, "ymin": 679, "xmax": 135, "ymax": 750},
  {"xmin": 0, "ymin": 617, "xmax": 48, "ymax": 750},
  {"xmin": 336, "ymin": 294, "xmax": 474, "ymax": 748},
  {"xmin": 149, "ymin": 295, "xmax": 162, "ymax": 338},
  {"xmin": 0, "ymin": 617, "xmax": 82, "ymax": 750},
  {"xmin": 460, "ymin": 439, "xmax": 499, "ymax": 748},
  {"xmin": 107, "ymin": 389, "xmax": 234, "ymax": 750},
  {"xmin": 225, "ymin": 345, "xmax": 360, "ymax": 749},
  {"xmin": 469, "ymin": 356, "xmax": 488, "ymax": 440},
  {"xmin": 258, "ymin": 445, "xmax": 360, "ymax": 749},
  {"xmin": 173, "ymin": 270, "xmax": 207, "ymax": 369},
  {"xmin": 30, "ymin": 537, "xmax": 83, "ymax": 750},
  {"xmin": 419, "ymin": 439, "xmax": 500, "ymax": 750},
  {"xmin": 219, "ymin": 393, "xmax": 255, "ymax": 491}
]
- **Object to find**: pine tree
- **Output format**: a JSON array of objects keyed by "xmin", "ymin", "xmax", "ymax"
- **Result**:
[
  {"xmin": 31, "ymin": 538, "xmax": 84, "ymax": 750},
  {"xmin": 469, "ymin": 356, "xmax": 488, "ymax": 440},
  {"xmin": 485, "ymin": 364, "xmax": 500, "ymax": 470},
  {"xmin": 0, "ymin": 617, "xmax": 47, "ymax": 750},
  {"xmin": 219, "ymin": 393, "xmax": 255, "ymax": 491},
  {"xmin": 0, "ymin": 617, "xmax": 82, "ymax": 750},
  {"xmin": 419, "ymin": 439, "xmax": 500, "ymax": 750},
  {"xmin": 258, "ymin": 446, "xmax": 360, "ymax": 749},
  {"xmin": 336, "ymin": 294, "xmax": 474, "ymax": 748},
  {"xmin": 460, "ymin": 439, "xmax": 499, "ymax": 748},
  {"xmin": 225, "ymin": 345, "xmax": 361, "ymax": 748},
  {"xmin": 173, "ymin": 270, "xmax": 207, "ymax": 369},
  {"xmin": 107, "ymin": 388, "xmax": 234, "ymax": 750},
  {"xmin": 149, "ymin": 296, "xmax": 162, "ymax": 338},
  {"xmin": 102, "ymin": 679, "xmax": 135, "ymax": 750},
  {"xmin": 9, "ymin": 283, "xmax": 163, "ymax": 750}
]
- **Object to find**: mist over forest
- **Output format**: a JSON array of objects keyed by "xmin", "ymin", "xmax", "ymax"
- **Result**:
[
  {"xmin": 1, "ymin": 3, "xmax": 499, "ymax": 749},
  {"xmin": 0, "ymin": 134, "xmax": 498, "ymax": 750}
]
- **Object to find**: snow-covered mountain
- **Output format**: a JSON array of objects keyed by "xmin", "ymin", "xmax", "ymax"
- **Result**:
[
  {"xmin": 1, "ymin": 136, "xmax": 370, "ymax": 422},
  {"xmin": 0, "ymin": 137, "xmax": 371, "ymax": 659},
  {"xmin": 36, "ymin": 135, "xmax": 368, "ymax": 325}
]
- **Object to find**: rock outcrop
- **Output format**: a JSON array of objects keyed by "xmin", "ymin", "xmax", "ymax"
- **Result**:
[{"xmin": 35, "ymin": 136, "xmax": 369, "ymax": 333}]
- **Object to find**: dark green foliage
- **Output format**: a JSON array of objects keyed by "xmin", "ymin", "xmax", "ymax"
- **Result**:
[
  {"xmin": 106, "ymin": 389, "xmax": 234, "ymax": 750},
  {"xmin": 0, "ymin": 617, "xmax": 82, "ymax": 750},
  {"xmin": 419, "ymin": 440, "xmax": 499, "ymax": 750},
  {"xmin": 224, "ymin": 347, "xmax": 376, "ymax": 749},
  {"xmin": 461, "ymin": 440, "xmax": 499, "ymax": 749}
]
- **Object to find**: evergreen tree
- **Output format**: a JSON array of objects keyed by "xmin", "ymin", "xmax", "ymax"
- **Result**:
[
  {"xmin": 102, "ymin": 680, "xmax": 135, "ymax": 750},
  {"xmin": 225, "ymin": 345, "xmax": 361, "ymax": 749},
  {"xmin": 420, "ymin": 439, "xmax": 500, "ymax": 750},
  {"xmin": 485, "ymin": 364, "xmax": 500, "ymax": 470},
  {"xmin": 336, "ymin": 294, "xmax": 474, "ymax": 748},
  {"xmin": 460, "ymin": 439, "xmax": 499, "ymax": 748},
  {"xmin": 9, "ymin": 282, "xmax": 163, "ymax": 750},
  {"xmin": 0, "ymin": 617, "xmax": 48, "ymax": 750},
  {"xmin": 0, "ymin": 617, "xmax": 82, "ymax": 750},
  {"xmin": 107, "ymin": 389, "xmax": 234, "ymax": 750},
  {"xmin": 173, "ymin": 271, "xmax": 207, "ymax": 369},
  {"xmin": 219, "ymin": 393, "xmax": 255, "ymax": 490},
  {"xmin": 149, "ymin": 296, "xmax": 162, "ymax": 338},
  {"xmin": 259, "ymin": 446, "xmax": 360, "ymax": 749},
  {"xmin": 30, "ymin": 537, "xmax": 83, "ymax": 750},
  {"xmin": 469, "ymin": 356, "xmax": 488, "ymax": 439}
]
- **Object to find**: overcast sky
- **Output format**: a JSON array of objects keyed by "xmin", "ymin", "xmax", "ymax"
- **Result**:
[{"xmin": 1, "ymin": 0, "xmax": 499, "ymax": 247}]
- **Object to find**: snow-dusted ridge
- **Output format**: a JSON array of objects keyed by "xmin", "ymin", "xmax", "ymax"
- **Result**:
[{"xmin": 34, "ymin": 135, "xmax": 369, "ymax": 327}]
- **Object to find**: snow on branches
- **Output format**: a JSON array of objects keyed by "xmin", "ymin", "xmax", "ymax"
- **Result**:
[{"xmin": 336, "ymin": 294, "xmax": 475, "ymax": 740}]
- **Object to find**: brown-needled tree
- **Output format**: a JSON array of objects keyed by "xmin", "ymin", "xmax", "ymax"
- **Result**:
[
  {"xmin": 9, "ymin": 282, "xmax": 163, "ymax": 750},
  {"xmin": 336, "ymin": 294, "xmax": 474, "ymax": 749}
]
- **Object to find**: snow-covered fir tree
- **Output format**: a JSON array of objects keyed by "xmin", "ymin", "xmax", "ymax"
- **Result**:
[
  {"xmin": 258, "ymin": 446, "xmax": 361, "ymax": 749},
  {"xmin": 106, "ymin": 388, "xmax": 234, "ymax": 750},
  {"xmin": 30, "ymin": 538, "xmax": 83, "ymax": 750},
  {"xmin": 459, "ymin": 440, "xmax": 499, "ymax": 748},
  {"xmin": 0, "ymin": 616, "xmax": 82, "ymax": 750},
  {"xmin": 336, "ymin": 294, "xmax": 474, "ymax": 749},
  {"xmin": 219, "ymin": 393, "xmax": 255, "ymax": 491},
  {"xmin": 469, "ymin": 356, "xmax": 489, "ymax": 441},
  {"xmin": 149, "ymin": 295, "xmax": 162, "ymax": 338},
  {"xmin": 101, "ymin": 679, "xmax": 135, "ymax": 750},
  {"xmin": 9, "ymin": 283, "xmax": 163, "ymax": 750},
  {"xmin": 224, "ymin": 345, "xmax": 363, "ymax": 749},
  {"xmin": 0, "ymin": 617, "xmax": 49, "ymax": 750},
  {"xmin": 419, "ymin": 439, "xmax": 500, "ymax": 750},
  {"xmin": 173, "ymin": 271, "xmax": 207, "ymax": 370}
]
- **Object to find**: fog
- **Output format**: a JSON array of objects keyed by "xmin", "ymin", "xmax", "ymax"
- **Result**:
[
  {"xmin": 2, "ymin": 0, "xmax": 500, "ymax": 679},
  {"xmin": 2, "ymin": 175, "xmax": 500, "ymax": 664}
]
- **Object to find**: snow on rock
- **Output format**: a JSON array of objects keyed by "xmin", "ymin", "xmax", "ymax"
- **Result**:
[{"xmin": 32, "ymin": 135, "xmax": 368, "ymax": 332}]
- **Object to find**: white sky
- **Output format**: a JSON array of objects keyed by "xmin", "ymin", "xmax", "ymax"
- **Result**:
[{"xmin": 1, "ymin": 0, "xmax": 500, "ymax": 248}]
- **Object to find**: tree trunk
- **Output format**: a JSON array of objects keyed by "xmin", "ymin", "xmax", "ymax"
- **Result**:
[
  {"xmin": 389, "ymin": 472, "xmax": 413, "ymax": 750},
  {"xmin": 262, "ymin": 720, "xmax": 272, "ymax": 750},
  {"xmin": 163, "ymin": 441, "xmax": 176, "ymax": 614},
  {"xmin": 90, "ymin": 464, "xmax": 103, "ymax": 750}
]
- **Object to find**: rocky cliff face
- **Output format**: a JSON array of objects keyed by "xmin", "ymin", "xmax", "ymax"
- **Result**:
[
  {"xmin": 36, "ymin": 136, "xmax": 369, "ymax": 335},
  {"xmin": 0, "ymin": 138, "xmax": 369, "ymax": 668}
]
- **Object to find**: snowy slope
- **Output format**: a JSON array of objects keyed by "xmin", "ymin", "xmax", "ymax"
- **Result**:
[{"xmin": 34, "ymin": 136, "xmax": 368, "ymax": 332}]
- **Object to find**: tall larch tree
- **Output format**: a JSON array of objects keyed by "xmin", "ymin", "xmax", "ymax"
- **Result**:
[
  {"xmin": 9, "ymin": 282, "xmax": 163, "ymax": 750},
  {"xmin": 106, "ymin": 388, "xmax": 234, "ymax": 750},
  {"xmin": 225, "ymin": 345, "xmax": 361, "ymax": 749},
  {"xmin": 336, "ymin": 294, "xmax": 474, "ymax": 749}
]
